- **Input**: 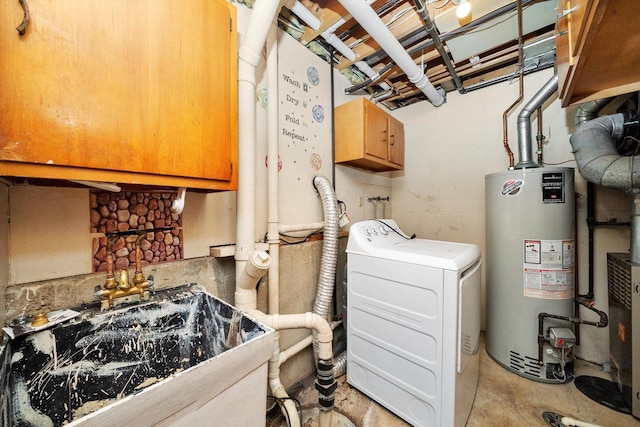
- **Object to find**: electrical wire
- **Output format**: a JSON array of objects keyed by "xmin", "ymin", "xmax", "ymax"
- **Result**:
[
  {"xmin": 375, "ymin": 219, "xmax": 416, "ymax": 239},
  {"xmin": 542, "ymin": 159, "xmax": 577, "ymax": 166},
  {"xmin": 278, "ymin": 229, "xmax": 324, "ymax": 245}
]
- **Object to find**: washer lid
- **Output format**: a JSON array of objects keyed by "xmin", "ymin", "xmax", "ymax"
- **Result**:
[
  {"xmin": 346, "ymin": 219, "xmax": 480, "ymax": 270},
  {"xmin": 379, "ymin": 239, "xmax": 480, "ymax": 270}
]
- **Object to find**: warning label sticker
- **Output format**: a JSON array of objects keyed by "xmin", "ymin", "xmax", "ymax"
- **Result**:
[{"xmin": 523, "ymin": 239, "xmax": 574, "ymax": 299}]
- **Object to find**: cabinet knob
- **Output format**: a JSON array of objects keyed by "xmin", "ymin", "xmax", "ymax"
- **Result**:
[{"xmin": 390, "ymin": 134, "xmax": 395, "ymax": 145}]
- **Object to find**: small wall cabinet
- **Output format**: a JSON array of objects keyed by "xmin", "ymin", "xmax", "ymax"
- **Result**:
[
  {"xmin": 334, "ymin": 98, "xmax": 404, "ymax": 172},
  {"xmin": 556, "ymin": 0, "xmax": 640, "ymax": 107},
  {"xmin": 0, "ymin": 0, "xmax": 238, "ymax": 191}
]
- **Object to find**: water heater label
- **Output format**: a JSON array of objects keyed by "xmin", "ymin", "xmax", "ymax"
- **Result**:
[
  {"xmin": 541, "ymin": 172, "xmax": 565, "ymax": 203},
  {"xmin": 522, "ymin": 239, "xmax": 574, "ymax": 299},
  {"xmin": 500, "ymin": 179, "xmax": 524, "ymax": 196}
]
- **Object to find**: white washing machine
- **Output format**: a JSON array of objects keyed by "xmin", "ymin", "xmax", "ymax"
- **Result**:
[{"xmin": 346, "ymin": 219, "xmax": 481, "ymax": 427}]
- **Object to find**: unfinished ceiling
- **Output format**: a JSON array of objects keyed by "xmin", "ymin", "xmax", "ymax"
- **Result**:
[{"xmin": 277, "ymin": 0, "xmax": 557, "ymax": 110}]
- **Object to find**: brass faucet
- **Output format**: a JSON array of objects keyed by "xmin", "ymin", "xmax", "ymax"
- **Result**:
[{"xmin": 95, "ymin": 231, "xmax": 153, "ymax": 310}]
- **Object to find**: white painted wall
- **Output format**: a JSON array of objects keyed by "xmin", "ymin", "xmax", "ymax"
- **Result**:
[{"xmin": 9, "ymin": 186, "xmax": 92, "ymax": 283}]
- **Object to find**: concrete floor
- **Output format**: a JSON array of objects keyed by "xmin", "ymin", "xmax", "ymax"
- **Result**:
[{"xmin": 283, "ymin": 336, "xmax": 639, "ymax": 427}]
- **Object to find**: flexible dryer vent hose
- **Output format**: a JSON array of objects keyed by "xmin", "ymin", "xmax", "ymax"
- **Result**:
[{"xmin": 311, "ymin": 176, "xmax": 347, "ymax": 377}]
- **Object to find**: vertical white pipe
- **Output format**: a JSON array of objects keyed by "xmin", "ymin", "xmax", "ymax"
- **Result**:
[
  {"xmin": 236, "ymin": 0, "xmax": 284, "ymax": 296},
  {"xmin": 268, "ymin": 334, "xmax": 301, "ymax": 427},
  {"xmin": 267, "ymin": 26, "xmax": 281, "ymax": 316},
  {"xmin": 237, "ymin": 5, "xmax": 334, "ymax": 427}
]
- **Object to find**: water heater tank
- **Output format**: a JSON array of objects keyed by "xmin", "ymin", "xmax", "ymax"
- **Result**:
[{"xmin": 485, "ymin": 167, "xmax": 575, "ymax": 383}]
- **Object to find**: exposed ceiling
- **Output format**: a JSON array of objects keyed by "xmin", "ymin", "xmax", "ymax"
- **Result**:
[{"xmin": 277, "ymin": 0, "xmax": 557, "ymax": 110}]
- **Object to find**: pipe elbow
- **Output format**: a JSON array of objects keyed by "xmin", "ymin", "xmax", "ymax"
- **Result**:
[
  {"xmin": 570, "ymin": 113, "xmax": 638, "ymax": 190},
  {"xmin": 236, "ymin": 250, "xmax": 271, "ymax": 291}
]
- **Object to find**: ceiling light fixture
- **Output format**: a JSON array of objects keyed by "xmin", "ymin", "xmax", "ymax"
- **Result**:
[{"xmin": 451, "ymin": 0, "xmax": 471, "ymax": 19}]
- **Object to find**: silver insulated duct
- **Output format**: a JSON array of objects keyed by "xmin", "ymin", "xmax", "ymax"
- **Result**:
[
  {"xmin": 515, "ymin": 74, "xmax": 558, "ymax": 168},
  {"xmin": 570, "ymin": 113, "xmax": 636, "ymax": 190},
  {"xmin": 570, "ymin": 108, "xmax": 640, "ymax": 262}
]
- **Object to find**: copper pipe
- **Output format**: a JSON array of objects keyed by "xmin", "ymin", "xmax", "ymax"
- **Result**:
[
  {"xmin": 536, "ymin": 106, "xmax": 545, "ymax": 165},
  {"xmin": 501, "ymin": 0, "xmax": 524, "ymax": 169},
  {"xmin": 104, "ymin": 235, "xmax": 117, "ymax": 290},
  {"xmin": 133, "ymin": 232, "xmax": 146, "ymax": 285}
]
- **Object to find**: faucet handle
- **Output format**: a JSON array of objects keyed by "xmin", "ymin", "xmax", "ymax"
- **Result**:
[{"xmin": 118, "ymin": 269, "xmax": 131, "ymax": 291}]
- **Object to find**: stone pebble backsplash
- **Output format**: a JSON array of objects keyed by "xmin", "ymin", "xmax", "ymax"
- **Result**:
[{"xmin": 91, "ymin": 191, "xmax": 183, "ymax": 272}]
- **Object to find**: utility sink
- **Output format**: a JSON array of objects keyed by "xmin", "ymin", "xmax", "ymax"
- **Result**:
[{"xmin": 0, "ymin": 285, "xmax": 274, "ymax": 426}]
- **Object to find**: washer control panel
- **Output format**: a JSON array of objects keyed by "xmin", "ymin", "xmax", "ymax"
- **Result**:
[
  {"xmin": 349, "ymin": 220, "xmax": 406, "ymax": 250},
  {"xmin": 362, "ymin": 223, "xmax": 389, "ymax": 236}
]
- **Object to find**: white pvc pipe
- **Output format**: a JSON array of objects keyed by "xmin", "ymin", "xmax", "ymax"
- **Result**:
[
  {"xmin": 237, "ymin": 5, "xmax": 334, "ymax": 426},
  {"xmin": 234, "ymin": 250, "xmax": 271, "ymax": 311},
  {"xmin": 267, "ymin": 26, "xmax": 281, "ymax": 316},
  {"xmin": 320, "ymin": 17, "xmax": 356, "ymax": 61},
  {"xmin": 290, "ymin": 1, "xmax": 320, "ymax": 30},
  {"xmin": 355, "ymin": 61, "xmax": 391, "ymax": 90},
  {"xmin": 337, "ymin": 0, "xmax": 445, "ymax": 106},
  {"xmin": 251, "ymin": 311, "xmax": 334, "ymax": 360},
  {"xmin": 252, "ymin": 310, "xmax": 336, "ymax": 427},
  {"xmin": 278, "ymin": 222, "xmax": 325, "ymax": 233},
  {"xmin": 279, "ymin": 320, "xmax": 342, "ymax": 366},
  {"xmin": 268, "ymin": 333, "xmax": 301, "ymax": 427},
  {"xmin": 291, "ymin": 1, "xmax": 389, "ymax": 89},
  {"xmin": 236, "ymin": 0, "xmax": 284, "ymax": 281}
]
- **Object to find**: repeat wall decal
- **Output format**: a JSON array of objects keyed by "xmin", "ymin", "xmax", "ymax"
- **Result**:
[{"xmin": 275, "ymin": 29, "xmax": 333, "ymax": 226}]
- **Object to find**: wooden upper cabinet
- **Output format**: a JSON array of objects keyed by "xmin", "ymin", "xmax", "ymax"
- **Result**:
[
  {"xmin": 364, "ymin": 102, "xmax": 389, "ymax": 162},
  {"xmin": 557, "ymin": 0, "xmax": 640, "ymax": 107},
  {"xmin": 0, "ymin": 0, "xmax": 238, "ymax": 191},
  {"xmin": 334, "ymin": 98, "xmax": 404, "ymax": 172},
  {"xmin": 387, "ymin": 115, "xmax": 404, "ymax": 167}
]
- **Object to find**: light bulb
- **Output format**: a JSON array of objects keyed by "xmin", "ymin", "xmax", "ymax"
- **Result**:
[{"xmin": 456, "ymin": 0, "xmax": 471, "ymax": 19}]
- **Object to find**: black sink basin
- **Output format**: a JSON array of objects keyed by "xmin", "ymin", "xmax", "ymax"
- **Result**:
[{"xmin": 0, "ymin": 285, "xmax": 272, "ymax": 426}]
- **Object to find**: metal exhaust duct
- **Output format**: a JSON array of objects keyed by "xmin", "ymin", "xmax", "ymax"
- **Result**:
[{"xmin": 515, "ymin": 74, "xmax": 558, "ymax": 168}]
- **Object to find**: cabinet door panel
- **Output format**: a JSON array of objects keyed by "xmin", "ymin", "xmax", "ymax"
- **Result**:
[
  {"xmin": 364, "ymin": 102, "xmax": 389, "ymax": 161},
  {"xmin": 0, "ymin": 0, "xmax": 236, "ymax": 182},
  {"xmin": 388, "ymin": 116, "xmax": 404, "ymax": 166},
  {"xmin": 568, "ymin": 0, "xmax": 593, "ymax": 58}
]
